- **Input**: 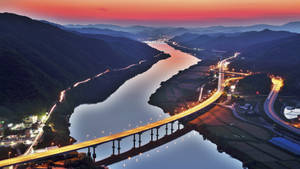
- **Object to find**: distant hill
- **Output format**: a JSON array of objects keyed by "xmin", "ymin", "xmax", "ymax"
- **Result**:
[
  {"xmin": 238, "ymin": 35, "xmax": 300, "ymax": 96},
  {"xmin": 40, "ymin": 21, "xmax": 141, "ymax": 40},
  {"xmin": 189, "ymin": 22, "xmax": 300, "ymax": 34},
  {"xmin": 66, "ymin": 24, "xmax": 135, "ymax": 33},
  {"xmin": 171, "ymin": 29, "xmax": 300, "ymax": 96},
  {"xmin": 67, "ymin": 27, "xmax": 140, "ymax": 40},
  {"xmin": 65, "ymin": 24, "xmax": 189, "ymax": 40},
  {"xmin": 64, "ymin": 21, "xmax": 300, "ymax": 41},
  {"xmin": 170, "ymin": 30, "xmax": 298, "ymax": 51},
  {"xmin": 241, "ymin": 35, "xmax": 300, "ymax": 69},
  {"xmin": 81, "ymin": 34, "xmax": 158, "ymax": 59},
  {"xmin": 0, "ymin": 13, "xmax": 161, "ymax": 121}
]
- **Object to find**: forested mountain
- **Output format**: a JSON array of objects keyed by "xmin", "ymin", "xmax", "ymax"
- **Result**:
[
  {"xmin": 171, "ymin": 30, "xmax": 297, "ymax": 51},
  {"xmin": 0, "ymin": 13, "xmax": 161, "ymax": 121}
]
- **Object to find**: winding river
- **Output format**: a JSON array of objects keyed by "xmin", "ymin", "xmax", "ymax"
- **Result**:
[{"xmin": 69, "ymin": 41, "xmax": 243, "ymax": 169}]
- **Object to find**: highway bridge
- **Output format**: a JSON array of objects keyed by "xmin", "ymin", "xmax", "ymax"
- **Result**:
[{"xmin": 0, "ymin": 53, "xmax": 241, "ymax": 168}]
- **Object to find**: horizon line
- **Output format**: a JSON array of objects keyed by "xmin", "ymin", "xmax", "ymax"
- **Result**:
[{"xmin": 2, "ymin": 11, "xmax": 300, "ymax": 28}]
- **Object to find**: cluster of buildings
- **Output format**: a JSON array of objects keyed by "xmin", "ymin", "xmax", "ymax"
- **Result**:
[{"xmin": 0, "ymin": 115, "xmax": 46, "ymax": 148}]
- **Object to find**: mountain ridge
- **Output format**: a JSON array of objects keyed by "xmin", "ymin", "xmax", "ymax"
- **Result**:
[{"xmin": 0, "ymin": 13, "xmax": 161, "ymax": 121}]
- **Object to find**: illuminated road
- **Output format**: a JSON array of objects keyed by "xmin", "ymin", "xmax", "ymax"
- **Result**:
[
  {"xmin": 223, "ymin": 71, "xmax": 251, "ymax": 76},
  {"xmin": 218, "ymin": 52, "xmax": 240, "ymax": 91},
  {"xmin": 23, "ymin": 103, "xmax": 58, "ymax": 156},
  {"xmin": 0, "ymin": 53, "xmax": 239, "ymax": 168},
  {"xmin": 264, "ymin": 77, "xmax": 300, "ymax": 135},
  {"xmin": 23, "ymin": 69, "xmax": 111, "ymax": 156}
]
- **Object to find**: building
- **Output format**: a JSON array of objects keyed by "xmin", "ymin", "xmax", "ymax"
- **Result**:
[{"xmin": 284, "ymin": 106, "xmax": 300, "ymax": 120}]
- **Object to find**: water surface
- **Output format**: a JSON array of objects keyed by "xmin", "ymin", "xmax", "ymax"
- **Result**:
[{"xmin": 69, "ymin": 41, "xmax": 242, "ymax": 169}]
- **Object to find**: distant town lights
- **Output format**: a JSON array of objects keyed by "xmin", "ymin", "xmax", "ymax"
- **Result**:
[
  {"xmin": 32, "ymin": 116, "xmax": 38, "ymax": 123},
  {"xmin": 41, "ymin": 115, "xmax": 47, "ymax": 123},
  {"xmin": 224, "ymin": 61, "xmax": 230, "ymax": 68}
]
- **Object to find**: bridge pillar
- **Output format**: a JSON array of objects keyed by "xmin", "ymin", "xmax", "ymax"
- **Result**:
[
  {"xmin": 112, "ymin": 140, "xmax": 115, "ymax": 155},
  {"xmin": 133, "ymin": 134, "xmax": 136, "ymax": 148},
  {"xmin": 138, "ymin": 133, "xmax": 142, "ymax": 147},
  {"xmin": 93, "ymin": 146, "xmax": 97, "ymax": 162},
  {"xmin": 171, "ymin": 122, "xmax": 174, "ymax": 133},
  {"xmin": 156, "ymin": 127, "xmax": 159, "ymax": 140},
  {"xmin": 165, "ymin": 123, "xmax": 168, "ymax": 135},
  {"xmin": 87, "ymin": 147, "xmax": 91, "ymax": 158},
  {"xmin": 150, "ymin": 128, "xmax": 154, "ymax": 142},
  {"xmin": 117, "ymin": 139, "xmax": 121, "ymax": 155}
]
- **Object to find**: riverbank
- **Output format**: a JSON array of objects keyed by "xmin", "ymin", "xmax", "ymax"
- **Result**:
[
  {"xmin": 149, "ymin": 60, "xmax": 218, "ymax": 115},
  {"xmin": 166, "ymin": 41, "xmax": 230, "ymax": 60},
  {"xmin": 148, "ymin": 59, "xmax": 300, "ymax": 169},
  {"xmin": 34, "ymin": 53, "xmax": 170, "ymax": 149}
]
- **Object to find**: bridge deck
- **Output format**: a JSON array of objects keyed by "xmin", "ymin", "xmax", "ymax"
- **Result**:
[{"xmin": 0, "ymin": 90, "xmax": 223, "ymax": 167}]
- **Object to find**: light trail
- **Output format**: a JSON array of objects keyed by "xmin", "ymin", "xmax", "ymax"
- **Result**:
[
  {"xmin": 115, "ymin": 59, "xmax": 147, "ymax": 71},
  {"xmin": 95, "ymin": 69, "xmax": 110, "ymax": 78},
  {"xmin": 264, "ymin": 77, "xmax": 300, "ymax": 135},
  {"xmin": 59, "ymin": 90, "xmax": 66, "ymax": 103},
  {"xmin": 73, "ymin": 78, "xmax": 92, "ymax": 88}
]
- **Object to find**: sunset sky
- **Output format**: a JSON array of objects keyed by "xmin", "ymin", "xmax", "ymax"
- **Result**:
[{"xmin": 1, "ymin": 0, "xmax": 300, "ymax": 26}]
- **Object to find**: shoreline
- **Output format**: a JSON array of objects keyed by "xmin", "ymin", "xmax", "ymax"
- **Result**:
[{"xmin": 35, "ymin": 53, "xmax": 170, "ymax": 149}]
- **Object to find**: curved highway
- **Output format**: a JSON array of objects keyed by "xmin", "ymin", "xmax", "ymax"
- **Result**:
[
  {"xmin": 264, "ymin": 77, "xmax": 300, "ymax": 135},
  {"xmin": 0, "ymin": 53, "xmax": 240, "ymax": 168}
]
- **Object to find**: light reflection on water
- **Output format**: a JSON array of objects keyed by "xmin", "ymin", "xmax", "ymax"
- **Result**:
[{"xmin": 69, "ymin": 41, "xmax": 242, "ymax": 169}]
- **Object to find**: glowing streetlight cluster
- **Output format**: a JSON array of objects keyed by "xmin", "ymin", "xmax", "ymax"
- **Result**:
[{"xmin": 271, "ymin": 76, "xmax": 284, "ymax": 92}]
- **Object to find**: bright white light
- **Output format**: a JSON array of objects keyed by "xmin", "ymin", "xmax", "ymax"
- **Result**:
[
  {"xmin": 25, "ymin": 140, "xmax": 33, "ymax": 145},
  {"xmin": 32, "ymin": 116, "xmax": 38, "ymax": 123},
  {"xmin": 7, "ymin": 123, "xmax": 13, "ymax": 128},
  {"xmin": 230, "ymin": 85, "xmax": 236, "ymax": 91}
]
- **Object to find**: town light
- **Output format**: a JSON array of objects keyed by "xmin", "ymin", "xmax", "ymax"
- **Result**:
[
  {"xmin": 230, "ymin": 85, "xmax": 236, "ymax": 91},
  {"xmin": 271, "ymin": 76, "xmax": 284, "ymax": 92},
  {"xmin": 7, "ymin": 123, "xmax": 13, "ymax": 128}
]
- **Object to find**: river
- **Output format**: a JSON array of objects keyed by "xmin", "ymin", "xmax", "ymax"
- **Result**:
[{"xmin": 69, "ymin": 41, "xmax": 243, "ymax": 169}]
